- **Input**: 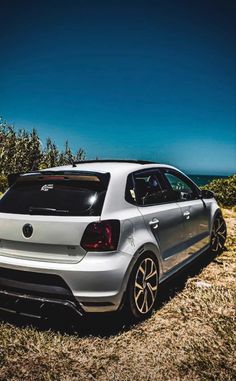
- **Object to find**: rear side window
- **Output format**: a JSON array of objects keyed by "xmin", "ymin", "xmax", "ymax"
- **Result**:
[
  {"xmin": 134, "ymin": 172, "xmax": 164, "ymax": 205},
  {"xmin": 0, "ymin": 172, "xmax": 110, "ymax": 216}
]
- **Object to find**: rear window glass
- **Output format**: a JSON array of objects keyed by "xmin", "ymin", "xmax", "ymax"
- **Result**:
[{"xmin": 0, "ymin": 171, "xmax": 110, "ymax": 216}]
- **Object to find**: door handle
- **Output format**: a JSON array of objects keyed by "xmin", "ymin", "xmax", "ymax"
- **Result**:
[
  {"xmin": 183, "ymin": 211, "xmax": 190, "ymax": 219},
  {"xmin": 149, "ymin": 218, "xmax": 159, "ymax": 229}
]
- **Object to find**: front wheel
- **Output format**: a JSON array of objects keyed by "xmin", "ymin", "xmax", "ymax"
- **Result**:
[
  {"xmin": 210, "ymin": 213, "xmax": 227, "ymax": 255},
  {"xmin": 125, "ymin": 253, "xmax": 159, "ymax": 319}
]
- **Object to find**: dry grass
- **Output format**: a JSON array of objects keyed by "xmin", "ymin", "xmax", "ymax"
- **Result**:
[{"xmin": 0, "ymin": 210, "xmax": 235, "ymax": 381}]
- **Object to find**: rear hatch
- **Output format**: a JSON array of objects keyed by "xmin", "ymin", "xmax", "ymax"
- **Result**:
[{"xmin": 0, "ymin": 170, "xmax": 110, "ymax": 263}]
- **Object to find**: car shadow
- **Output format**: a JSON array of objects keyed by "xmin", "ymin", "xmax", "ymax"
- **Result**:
[{"xmin": 0, "ymin": 249, "xmax": 222, "ymax": 337}]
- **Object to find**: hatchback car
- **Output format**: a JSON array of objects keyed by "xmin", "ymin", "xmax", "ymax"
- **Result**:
[{"xmin": 0, "ymin": 160, "xmax": 227, "ymax": 319}]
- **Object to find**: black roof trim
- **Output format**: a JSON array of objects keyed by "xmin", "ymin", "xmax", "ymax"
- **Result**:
[{"xmin": 72, "ymin": 159, "xmax": 157, "ymax": 167}]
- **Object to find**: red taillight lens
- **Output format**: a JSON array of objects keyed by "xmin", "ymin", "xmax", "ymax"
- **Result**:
[{"xmin": 81, "ymin": 220, "xmax": 120, "ymax": 251}]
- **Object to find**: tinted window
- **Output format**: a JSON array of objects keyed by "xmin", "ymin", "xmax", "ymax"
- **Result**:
[
  {"xmin": 128, "ymin": 171, "xmax": 176, "ymax": 206},
  {"xmin": 0, "ymin": 172, "xmax": 110, "ymax": 216},
  {"xmin": 163, "ymin": 171, "xmax": 199, "ymax": 201},
  {"xmin": 125, "ymin": 174, "xmax": 136, "ymax": 204}
]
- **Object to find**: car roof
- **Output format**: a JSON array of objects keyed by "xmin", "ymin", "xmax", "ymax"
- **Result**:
[{"xmin": 44, "ymin": 160, "xmax": 177, "ymax": 175}]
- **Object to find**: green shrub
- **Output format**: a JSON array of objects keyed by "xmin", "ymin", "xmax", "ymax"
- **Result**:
[
  {"xmin": 202, "ymin": 174, "xmax": 236, "ymax": 207},
  {"xmin": 0, "ymin": 175, "xmax": 8, "ymax": 194}
]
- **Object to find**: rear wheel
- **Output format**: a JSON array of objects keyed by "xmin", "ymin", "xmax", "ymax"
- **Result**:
[
  {"xmin": 210, "ymin": 214, "xmax": 227, "ymax": 255},
  {"xmin": 126, "ymin": 253, "xmax": 159, "ymax": 319}
]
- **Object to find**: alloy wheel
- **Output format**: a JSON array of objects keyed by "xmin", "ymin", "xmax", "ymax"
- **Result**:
[
  {"xmin": 211, "ymin": 215, "xmax": 227, "ymax": 253},
  {"xmin": 134, "ymin": 257, "xmax": 158, "ymax": 314}
]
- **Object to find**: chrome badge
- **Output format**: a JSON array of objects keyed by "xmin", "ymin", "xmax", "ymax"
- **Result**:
[
  {"xmin": 41, "ymin": 184, "xmax": 54, "ymax": 191},
  {"xmin": 22, "ymin": 223, "xmax": 33, "ymax": 238}
]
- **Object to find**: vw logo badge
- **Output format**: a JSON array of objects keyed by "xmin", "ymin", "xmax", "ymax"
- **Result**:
[{"xmin": 23, "ymin": 223, "xmax": 33, "ymax": 238}]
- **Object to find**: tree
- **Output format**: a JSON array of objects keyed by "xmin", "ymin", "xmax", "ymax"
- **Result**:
[
  {"xmin": 41, "ymin": 138, "xmax": 60, "ymax": 168},
  {"xmin": 0, "ymin": 118, "xmax": 86, "ymax": 192}
]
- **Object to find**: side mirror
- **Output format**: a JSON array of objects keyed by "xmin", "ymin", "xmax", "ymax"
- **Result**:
[{"xmin": 201, "ymin": 189, "xmax": 214, "ymax": 199}]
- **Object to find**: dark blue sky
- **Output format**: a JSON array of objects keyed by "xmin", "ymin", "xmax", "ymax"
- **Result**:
[{"xmin": 1, "ymin": 0, "xmax": 236, "ymax": 174}]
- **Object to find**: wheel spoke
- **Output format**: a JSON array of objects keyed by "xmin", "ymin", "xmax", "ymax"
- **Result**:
[
  {"xmin": 219, "ymin": 232, "xmax": 226, "ymax": 247},
  {"xmin": 147, "ymin": 260, "xmax": 153, "ymax": 277},
  {"xmin": 215, "ymin": 236, "xmax": 220, "ymax": 251},
  {"xmin": 135, "ymin": 281, "xmax": 143, "ymax": 290},
  {"xmin": 145, "ymin": 269, "xmax": 157, "ymax": 281},
  {"xmin": 135, "ymin": 289, "xmax": 143, "ymax": 303},
  {"xmin": 216, "ymin": 221, "xmax": 224, "ymax": 232},
  {"xmin": 147, "ymin": 282, "xmax": 157, "ymax": 292},
  {"xmin": 212, "ymin": 236, "xmax": 218, "ymax": 251},
  {"xmin": 139, "ymin": 265, "xmax": 145, "ymax": 275},
  {"xmin": 145, "ymin": 259, "xmax": 155, "ymax": 280},
  {"xmin": 212, "ymin": 237, "xmax": 216, "ymax": 245},
  {"xmin": 140, "ymin": 291, "xmax": 147, "ymax": 312},
  {"xmin": 218, "ymin": 230, "xmax": 226, "ymax": 239},
  {"xmin": 144, "ymin": 258, "xmax": 148, "ymax": 278},
  {"xmin": 147, "ymin": 282, "xmax": 155, "ymax": 303}
]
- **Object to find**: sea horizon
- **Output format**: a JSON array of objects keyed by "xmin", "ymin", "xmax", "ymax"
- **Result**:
[{"xmin": 188, "ymin": 174, "xmax": 229, "ymax": 187}]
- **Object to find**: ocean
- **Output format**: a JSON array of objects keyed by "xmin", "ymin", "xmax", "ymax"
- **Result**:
[{"xmin": 188, "ymin": 175, "xmax": 227, "ymax": 187}]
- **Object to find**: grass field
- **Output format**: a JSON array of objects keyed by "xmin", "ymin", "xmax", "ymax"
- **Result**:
[{"xmin": 0, "ymin": 209, "xmax": 235, "ymax": 381}]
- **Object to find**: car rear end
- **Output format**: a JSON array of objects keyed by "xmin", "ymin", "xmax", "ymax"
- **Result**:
[{"xmin": 0, "ymin": 169, "xmax": 132, "ymax": 317}]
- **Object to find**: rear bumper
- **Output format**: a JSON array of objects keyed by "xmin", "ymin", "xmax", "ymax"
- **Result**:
[
  {"xmin": 0, "ymin": 289, "xmax": 83, "ymax": 319},
  {"xmin": 0, "ymin": 250, "xmax": 133, "ymax": 313}
]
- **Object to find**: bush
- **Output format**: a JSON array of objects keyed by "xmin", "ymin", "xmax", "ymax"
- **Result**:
[
  {"xmin": 202, "ymin": 174, "xmax": 236, "ymax": 207},
  {"xmin": 0, "ymin": 175, "xmax": 8, "ymax": 194}
]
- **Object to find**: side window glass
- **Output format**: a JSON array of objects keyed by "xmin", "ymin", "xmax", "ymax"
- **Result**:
[
  {"xmin": 134, "ymin": 172, "xmax": 166, "ymax": 206},
  {"xmin": 125, "ymin": 174, "xmax": 136, "ymax": 204},
  {"xmin": 164, "ymin": 172, "xmax": 196, "ymax": 201}
]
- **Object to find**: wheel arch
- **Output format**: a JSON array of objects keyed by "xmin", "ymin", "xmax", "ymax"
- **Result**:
[
  {"xmin": 130, "ymin": 242, "xmax": 163, "ymax": 278},
  {"xmin": 118, "ymin": 242, "xmax": 163, "ymax": 310}
]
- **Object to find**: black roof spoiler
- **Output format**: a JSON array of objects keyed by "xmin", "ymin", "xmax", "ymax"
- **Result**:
[
  {"xmin": 7, "ymin": 171, "xmax": 43, "ymax": 187},
  {"xmin": 7, "ymin": 173, "xmax": 22, "ymax": 187},
  {"xmin": 7, "ymin": 170, "xmax": 110, "ymax": 187},
  {"xmin": 72, "ymin": 159, "xmax": 157, "ymax": 167}
]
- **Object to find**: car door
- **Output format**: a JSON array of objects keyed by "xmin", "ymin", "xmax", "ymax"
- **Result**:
[
  {"xmin": 161, "ymin": 168, "xmax": 210, "ymax": 257},
  {"xmin": 133, "ymin": 169, "xmax": 187, "ymax": 273}
]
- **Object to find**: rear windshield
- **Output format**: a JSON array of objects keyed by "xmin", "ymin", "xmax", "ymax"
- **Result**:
[{"xmin": 0, "ymin": 171, "xmax": 110, "ymax": 216}]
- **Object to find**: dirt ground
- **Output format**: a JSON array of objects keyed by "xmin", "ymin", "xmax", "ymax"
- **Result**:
[{"xmin": 0, "ymin": 209, "xmax": 235, "ymax": 381}]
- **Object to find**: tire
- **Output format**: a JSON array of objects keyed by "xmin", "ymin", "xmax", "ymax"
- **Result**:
[
  {"xmin": 125, "ymin": 253, "xmax": 159, "ymax": 320},
  {"xmin": 210, "ymin": 213, "xmax": 227, "ymax": 255}
]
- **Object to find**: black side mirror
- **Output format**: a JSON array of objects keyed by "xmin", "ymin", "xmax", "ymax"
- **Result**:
[{"xmin": 201, "ymin": 189, "xmax": 214, "ymax": 199}]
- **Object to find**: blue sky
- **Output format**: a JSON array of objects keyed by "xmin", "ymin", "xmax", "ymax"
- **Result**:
[{"xmin": 1, "ymin": 0, "xmax": 236, "ymax": 174}]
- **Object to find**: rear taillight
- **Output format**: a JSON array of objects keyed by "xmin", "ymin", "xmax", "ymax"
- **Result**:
[{"xmin": 81, "ymin": 220, "xmax": 120, "ymax": 251}]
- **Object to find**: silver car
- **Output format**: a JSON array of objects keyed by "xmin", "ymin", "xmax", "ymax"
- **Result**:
[{"xmin": 0, "ymin": 160, "xmax": 227, "ymax": 319}]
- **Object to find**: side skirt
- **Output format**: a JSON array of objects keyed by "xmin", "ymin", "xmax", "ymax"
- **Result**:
[{"xmin": 159, "ymin": 243, "xmax": 211, "ymax": 284}]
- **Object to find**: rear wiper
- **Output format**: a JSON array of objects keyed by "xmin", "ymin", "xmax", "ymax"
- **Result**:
[{"xmin": 29, "ymin": 207, "xmax": 69, "ymax": 215}]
